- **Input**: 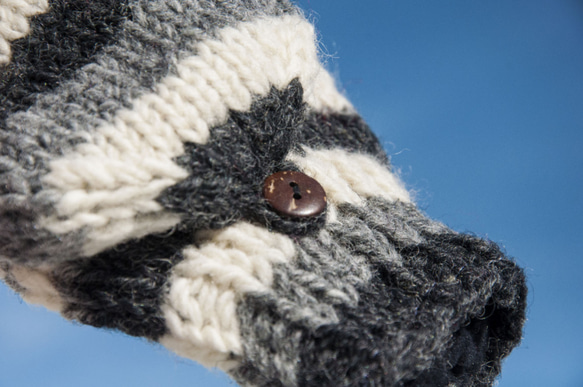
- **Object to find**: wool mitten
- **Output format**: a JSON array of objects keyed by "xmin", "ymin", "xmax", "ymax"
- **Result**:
[{"xmin": 0, "ymin": 1, "xmax": 527, "ymax": 386}]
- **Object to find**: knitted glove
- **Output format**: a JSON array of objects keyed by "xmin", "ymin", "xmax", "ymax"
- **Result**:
[{"xmin": 0, "ymin": 1, "xmax": 527, "ymax": 386}]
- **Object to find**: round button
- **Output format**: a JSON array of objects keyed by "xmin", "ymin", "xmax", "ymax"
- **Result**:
[{"xmin": 263, "ymin": 171, "xmax": 327, "ymax": 218}]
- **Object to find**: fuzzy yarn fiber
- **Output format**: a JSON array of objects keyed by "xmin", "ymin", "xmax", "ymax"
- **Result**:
[{"xmin": 0, "ymin": 1, "xmax": 527, "ymax": 386}]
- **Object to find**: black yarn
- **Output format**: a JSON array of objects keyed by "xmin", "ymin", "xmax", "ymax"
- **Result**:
[
  {"xmin": 0, "ymin": 0, "xmax": 131, "ymax": 121},
  {"xmin": 0, "ymin": 3, "xmax": 527, "ymax": 384},
  {"xmin": 230, "ymin": 199, "xmax": 526, "ymax": 387},
  {"xmin": 160, "ymin": 78, "xmax": 325, "ymax": 236},
  {"xmin": 160, "ymin": 79, "xmax": 392, "ymax": 237},
  {"xmin": 295, "ymin": 203, "xmax": 526, "ymax": 386},
  {"xmin": 52, "ymin": 228, "xmax": 193, "ymax": 340},
  {"xmin": 0, "ymin": 0, "xmax": 132, "ymax": 264},
  {"xmin": 410, "ymin": 318, "xmax": 491, "ymax": 387},
  {"xmin": 298, "ymin": 247, "xmax": 524, "ymax": 386},
  {"xmin": 0, "ymin": 0, "xmax": 297, "ymax": 266},
  {"xmin": 296, "ymin": 112, "xmax": 388, "ymax": 163}
]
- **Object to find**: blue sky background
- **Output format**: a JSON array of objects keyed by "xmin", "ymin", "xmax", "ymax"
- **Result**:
[{"xmin": 1, "ymin": 1, "xmax": 582, "ymax": 386}]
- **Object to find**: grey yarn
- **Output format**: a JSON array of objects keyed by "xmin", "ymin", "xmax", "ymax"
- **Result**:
[
  {"xmin": 0, "ymin": 2, "xmax": 527, "ymax": 386},
  {"xmin": 0, "ymin": 0, "xmax": 296, "ymax": 264},
  {"xmin": 232, "ymin": 198, "xmax": 525, "ymax": 386}
]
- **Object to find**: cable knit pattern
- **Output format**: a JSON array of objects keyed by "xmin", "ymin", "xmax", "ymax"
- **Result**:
[{"xmin": 0, "ymin": 2, "xmax": 527, "ymax": 386}]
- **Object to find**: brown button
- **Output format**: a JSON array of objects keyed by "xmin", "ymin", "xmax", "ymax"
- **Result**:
[{"xmin": 263, "ymin": 171, "xmax": 326, "ymax": 218}]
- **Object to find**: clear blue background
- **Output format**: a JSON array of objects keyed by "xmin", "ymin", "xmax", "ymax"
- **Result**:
[{"xmin": 1, "ymin": 1, "xmax": 582, "ymax": 386}]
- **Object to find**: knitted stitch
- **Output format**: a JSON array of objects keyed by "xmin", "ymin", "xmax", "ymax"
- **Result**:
[
  {"xmin": 0, "ymin": 0, "xmax": 48, "ymax": 64},
  {"xmin": 0, "ymin": 1, "xmax": 527, "ymax": 386}
]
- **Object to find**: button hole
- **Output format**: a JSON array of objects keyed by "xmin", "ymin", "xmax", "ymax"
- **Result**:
[{"xmin": 290, "ymin": 182, "xmax": 302, "ymax": 200}]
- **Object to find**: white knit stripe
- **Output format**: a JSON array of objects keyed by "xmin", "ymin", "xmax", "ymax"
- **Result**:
[
  {"xmin": 40, "ymin": 15, "xmax": 352, "ymax": 257},
  {"xmin": 0, "ymin": 264, "xmax": 64, "ymax": 312},
  {"xmin": 159, "ymin": 221, "xmax": 296, "ymax": 370},
  {"xmin": 81, "ymin": 212, "xmax": 183, "ymax": 257},
  {"xmin": 287, "ymin": 148, "xmax": 411, "ymax": 207},
  {"xmin": 0, "ymin": 0, "xmax": 48, "ymax": 63}
]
